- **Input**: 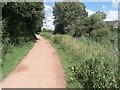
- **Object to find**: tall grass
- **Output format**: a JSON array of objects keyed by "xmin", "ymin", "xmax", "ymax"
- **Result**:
[{"xmin": 40, "ymin": 32, "xmax": 119, "ymax": 88}]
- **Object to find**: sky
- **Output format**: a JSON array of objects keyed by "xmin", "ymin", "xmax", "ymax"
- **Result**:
[{"xmin": 43, "ymin": 0, "xmax": 119, "ymax": 30}]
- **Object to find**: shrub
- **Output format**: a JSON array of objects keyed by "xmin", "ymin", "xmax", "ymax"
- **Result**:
[{"xmin": 65, "ymin": 12, "xmax": 111, "ymax": 43}]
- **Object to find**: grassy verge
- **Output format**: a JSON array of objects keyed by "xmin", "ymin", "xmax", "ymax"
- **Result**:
[
  {"xmin": 40, "ymin": 32, "xmax": 119, "ymax": 88},
  {"xmin": 0, "ymin": 41, "xmax": 34, "ymax": 80},
  {"xmin": 53, "ymin": 43, "xmax": 81, "ymax": 88}
]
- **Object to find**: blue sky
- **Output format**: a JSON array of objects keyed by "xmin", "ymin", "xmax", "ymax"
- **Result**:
[
  {"xmin": 83, "ymin": 2, "xmax": 117, "ymax": 11},
  {"xmin": 43, "ymin": 0, "xmax": 119, "ymax": 30}
]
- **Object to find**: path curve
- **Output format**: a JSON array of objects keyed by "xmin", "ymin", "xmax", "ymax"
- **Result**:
[{"xmin": 1, "ymin": 35, "xmax": 66, "ymax": 88}]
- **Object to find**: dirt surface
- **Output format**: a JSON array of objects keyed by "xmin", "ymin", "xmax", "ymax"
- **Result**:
[{"xmin": 1, "ymin": 35, "xmax": 66, "ymax": 88}]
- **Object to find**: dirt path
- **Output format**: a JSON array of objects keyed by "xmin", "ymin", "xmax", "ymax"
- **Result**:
[{"xmin": 1, "ymin": 35, "xmax": 66, "ymax": 88}]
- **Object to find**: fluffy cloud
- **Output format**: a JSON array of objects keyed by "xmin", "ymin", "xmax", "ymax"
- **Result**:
[
  {"xmin": 86, "ymin": 9, "xmax": 95, "ymax": 16},
  {"xmin": 44, "ymin": 4, "xmax": 52, "ymax": 12},
  {"xmin": 43, "ymin": 4, "xmax": 54, "ymax": 30},
  {"xmin": 104, "ymin": 10, "xmax": 118, "ymax": 21},
  {"xmin": 103, "ymin": 1, "xmax": 118, "ymax": 21},
  {"xmin": 43, "ymin": 13, "xmax": 54, "ymax": 30}
]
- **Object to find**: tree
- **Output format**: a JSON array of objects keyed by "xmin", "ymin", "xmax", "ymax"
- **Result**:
[
  {"xmin": 86, "ymin": 12, "xmax": 109, "ymax": 40},
  {"xmin": 2, "ymin": 2, "xmax": 44, "ymax": 54},
  {"xmin": 65, "ymin": 11, "xmax": 110, "ymax": 41},
  {"xmin": 96, "ymin": 11, "xmax": 106, "ymax": 20},
  {"xmin": 2, "ymin": 2, "xmax": 44, "ymax": 43},
  {"xmin": 53, "ymin": 1, "xmax": 88, "ymax": 34}
]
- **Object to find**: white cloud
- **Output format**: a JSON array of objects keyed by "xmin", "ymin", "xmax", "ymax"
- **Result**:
[
  {"xmin": 44, "ymin": 4, "xmax": 52, "ymax": 12},
  {"xmin": 86, "ymin": 8, "xmax": 118, "ymax": 21},
  {"xmin": 104, "ymin": 10, "xmax": 118, "ymax": 21},
  {"xmin": 86, "ymin": 9, "xmax": 95, "ymax": 16},
  {"xmin": 43, "ymin": 13, "xmax": 54, "ymax": 30},
  {"xmin": 43, "ymin": 4, "xmax": 54, "ymax": 30}
]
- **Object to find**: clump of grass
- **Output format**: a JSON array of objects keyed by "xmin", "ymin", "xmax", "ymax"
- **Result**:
[
  {"xmin": 41, "ymin": 32, "xmax": 119, "ymax": 88},
  {"xmin": 0, "ymin": 41, "xmax": 34, "ymax": 80}
]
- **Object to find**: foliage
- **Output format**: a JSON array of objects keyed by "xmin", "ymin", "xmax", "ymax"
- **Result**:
[
  {"xmin": 53, "ymin": 2, "xmax": 111, "ymax": 42},
  {"xmin": 96, "ymin": 11, "xmax": 106, "ymax": 20},
  {"xmin": 1, "ymin": 2, "xmax": 44, "ymax": 80},
  {"xmin": 2, "ymin": 2, "xmax": 44, "ymax": 54},
  {"xmin": 53, "ymin": 1, "xmax": 88, "ymax": 34},
  {"xmin": 41, "ymin": 32, "xmax": 119, "ymax": 88},
  {"xmin": 65, "ymin": 12, "xmax": 111, "ymax": 42},
  {"xmin": 2, "ymin": 2, "xmax": 44, "ymax": 41}
]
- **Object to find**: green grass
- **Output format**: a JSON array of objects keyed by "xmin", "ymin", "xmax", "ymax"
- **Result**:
[
  {"xmin": 0, "ymin": 41, "xmax": 34, "ymax": 80},
  {"xmin": 52, "ymin": 43, "xmax": 81, "ymax": 88},
  {"xmin": 40, "ymin": 32, "xmax": 119, "ymax": 88}
]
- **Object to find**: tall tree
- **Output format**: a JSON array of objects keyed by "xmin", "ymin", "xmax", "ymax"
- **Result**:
[
  {"xmin": 53, "ymin": 1, "xmax": 88, "ymax": 34},
  {"xmin": 2, "ymin": 2, "xmax": 44, "ymax": 54},
  {"xmin": 2, "ymin": 2, "xmax": 44, "ymax": 43}
]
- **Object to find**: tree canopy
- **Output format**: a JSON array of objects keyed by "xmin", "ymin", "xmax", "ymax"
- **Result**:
[
  {"xmin": 2, "ymin": 2, "xmax": 44, "ymax": 43},
  {"xmin": 53, "ymin": 2, "xmax": 110, "ymax": 41},
  {"xmin": 53, "ymin": 2, "xmax": 88, "ymax": 34},
  {"xmin": 2, "ymin": 2, "xmax": 44, "ymax": 54},
  {"xmin": 65, "ymin": 11, "xmax": 110, "ymax": 41}
]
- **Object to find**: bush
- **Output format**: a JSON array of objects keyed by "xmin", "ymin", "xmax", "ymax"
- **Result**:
[{"xmin": 65, "ymin": 12, "xmax": 111, "ymax": 43}]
